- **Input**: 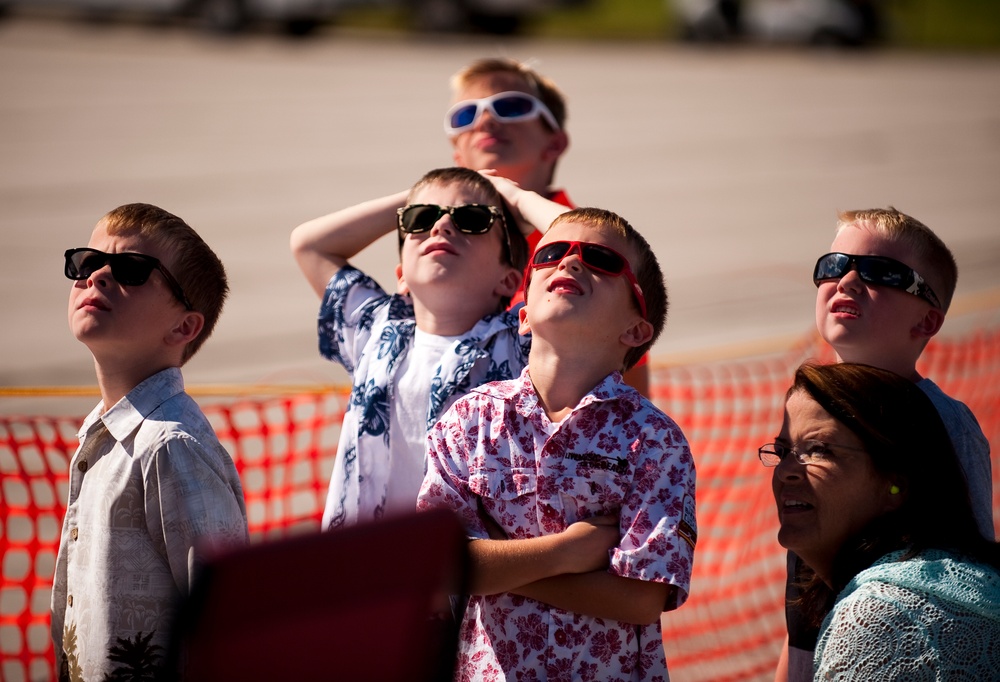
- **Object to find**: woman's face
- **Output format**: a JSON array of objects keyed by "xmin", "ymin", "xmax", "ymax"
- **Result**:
[{"xmin": 771, "ymin": 390, "xmax": 897, "ymax": 583}]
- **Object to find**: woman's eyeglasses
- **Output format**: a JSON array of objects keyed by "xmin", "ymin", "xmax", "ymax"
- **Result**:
[
  {"xmin": 529, "ymin": 240, "xmax": 647, "ymax": 319},
  {"xmin": 813, "ymin": 252, "xmax": 941, "ymax": 308},
  {"xmin": 758, "ymin": 440, "xmax": 866, "ymax": 467},
  {"xmin": 64, "ymin": 247, "xmax": 193, "ymax": 310},
  {"xmin": 444, "ymin": 91, "xmax": 559, "ymax": 136}
]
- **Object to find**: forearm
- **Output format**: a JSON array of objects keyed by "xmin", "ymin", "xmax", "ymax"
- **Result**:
[
  {"xmin": 512, "ymin": 571, "xmax": 671, "ymax": 625},
  {"xmin": 483, "ymin": 171, "xmax": 569, "ymax": 235},
  {"xmin": 505, "ymin": 187, "xmax": 570, "ymax": 235},
  {"xmin": 468, "ymin": 534, "xmax": 583, "ymax": 595},
  {"xmin": 290, "ymin": 189, "xmax": 409, "ymax": 297}
]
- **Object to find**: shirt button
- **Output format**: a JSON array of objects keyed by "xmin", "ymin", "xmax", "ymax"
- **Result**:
[
  {"xmin": 68, "ymin": 595, "xmax": 73, "ymax": 607},
  {"xmin": 77, "ymin": 460, "xmax": 88, "ymax": 472},
  {"xmin": 71, "ymin": 528, "xmax": 79, "ymax": 541}
]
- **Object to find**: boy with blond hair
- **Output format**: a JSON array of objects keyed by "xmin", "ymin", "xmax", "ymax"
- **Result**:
[
  {"xmin": 814, "ymin": 207, "xmax": 991, "ymax": 534},
  {"xmin": 418, "ymin": 208, "xmax": 697, "ymax": 680},
  {"xmin": 778, "ymin": 206, "xmax": 993, "ymax": 681},
  {"xmin": 446, "ymin": 56, "xmax": 650, "ymax": 394},
  {"xmin": 52, "ymin": 203, "xmax": 248, "ymax": 681},
  {"xmin": 446, "ymin": 57, "xmax": 570, "ymax": 202},
  {"xmin": 291, "ymin": 167, "xmax": 567, "ymax": 529}
]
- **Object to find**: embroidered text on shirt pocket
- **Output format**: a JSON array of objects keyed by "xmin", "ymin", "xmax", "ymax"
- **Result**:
[
  {"xmin": 469, "ymin": 467, "xmax": 536, "ymax": 500},
  {"xmin": 557, "ymin": 459, "xmax": 626, "ymax": 515}
]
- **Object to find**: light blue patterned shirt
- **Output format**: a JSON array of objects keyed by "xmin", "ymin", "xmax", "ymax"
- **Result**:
[
  {"xmin": 318, "ymin": 266, "xmax": 530, "ymax": 529},
  {"xmin": 815, "ymin": 549, "xmax": 1000, "ymax": 680}
]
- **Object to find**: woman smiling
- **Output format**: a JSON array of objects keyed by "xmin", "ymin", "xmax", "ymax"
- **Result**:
[{"xmin": 764, "ymin": 362, "xmax": 1000, "ymax": 680}]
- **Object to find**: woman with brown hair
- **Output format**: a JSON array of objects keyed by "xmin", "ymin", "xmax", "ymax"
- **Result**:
[{"xmin": 763, "ymin": 362, "xmax": 1000, "ymax": 680}]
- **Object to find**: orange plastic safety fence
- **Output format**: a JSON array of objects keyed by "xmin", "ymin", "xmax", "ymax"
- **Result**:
[
  {"xmin": 0, "ymin": 391, "xmax": 346, "ymax": 682},
  {"xmin": 654, "ymin": 328, "xmax": 1000, "ymax": 682},
  {"xmin": 2, "ymin": 326, "xmax": 999, "ymax": 682}
]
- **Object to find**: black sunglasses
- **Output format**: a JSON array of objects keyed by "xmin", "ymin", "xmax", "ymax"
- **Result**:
[
  {"xmin": 64, "ymin": 247, "xmax": 193, "ymax": 310},
  {"xmin": 396, "ymin": 204, "xmax": 501, "ymax": 235},
  {"xmin": 813, "ymin": 252, "xmax": 941, "ymax": 308},
  {"xmin": 397, "ymin": 203, "xmax": 513, "ymax": 266},
  {"xmin": 529, "ymin": 240, "xmax": 647, "ymax": 319}
]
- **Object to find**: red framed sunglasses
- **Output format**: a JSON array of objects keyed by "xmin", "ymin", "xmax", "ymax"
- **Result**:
[{"xmin": 529, "ymin": 240, "xmax": 647, "ymax": 319}]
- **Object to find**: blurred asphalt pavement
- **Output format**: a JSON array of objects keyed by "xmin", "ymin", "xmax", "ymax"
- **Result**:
[{"xmin": 2, "ymin": 14, "xmax": 999, "ymax": 415}]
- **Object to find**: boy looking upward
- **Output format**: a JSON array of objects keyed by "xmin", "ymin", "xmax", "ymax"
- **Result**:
[
  {"xmin": 291, "ymin": 167, "xmax": 565, "ymax": 529},
  {"xmin": 419, "ymin": 208, "xmax": 697, "ymax": 680},
  {"xmin": 52, "ymin": 203, "xmax": 248, "ymax": 681},
  {"xmin": 446, "ymin": 57, "xmax": 569, "ymax": 203},
  {"xmin": 814, "ymin": 207, "xmax": 992, "ymax": 535},
  {"xmin": 778, "ymin": 206, "xmax": 993, "ymax": 682},
  {"xmin": 446, "ymin": 57, "xmax": 650, "ymax": 394}
]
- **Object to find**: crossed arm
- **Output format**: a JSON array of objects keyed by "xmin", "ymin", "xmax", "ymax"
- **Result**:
[{"xmin": 469, "ymin": 511, "xmax": 672, "ymax": 625}]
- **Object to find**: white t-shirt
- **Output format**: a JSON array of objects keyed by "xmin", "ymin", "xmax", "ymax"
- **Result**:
[{"xmin": 386, "ymin": 329, "xmax": 461, "ymax": 516}]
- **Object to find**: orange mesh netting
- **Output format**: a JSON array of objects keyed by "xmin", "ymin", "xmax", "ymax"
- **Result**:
[
  {"xmin": 2, "ymin": 326, "xmax": 998, "ymax": 681},
  {"xmin": 654, "ymin": 327, "xmax": 1000, "ymax": 681},
  {"xmin": 0, "ymin": 392, "xmax": 346, "ymax": 681}
]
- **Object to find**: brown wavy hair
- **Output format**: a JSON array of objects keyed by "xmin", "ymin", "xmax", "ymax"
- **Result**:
[{"xmin": 788, "ymin": 362, "xmax": 998, "ymax": 625}]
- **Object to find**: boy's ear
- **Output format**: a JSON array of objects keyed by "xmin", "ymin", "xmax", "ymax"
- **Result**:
[
  {"xmin": 395, "ymin": 263, "xmax": 409, "ymax": 296},
  {"xmin": 620, "ymin": 317, "xmax": 654, "ymax": 350},
  {"xmin": 518, "ymin": 305, "xmax": 531, "ymax": 336},
  {"xmin": 912, "ymin": 307, "xmax": 945, "ymax": 340},
  {"xmin": 166, "ymin": 311, "xmax": 204, "ymax": 348},
  {"xmin": 542, "ymin": 130, "xmax": 569, "ymax": 164},
  {"xmin": 495, "ymin": 265, "xmax": 522, "ymax": 300}
]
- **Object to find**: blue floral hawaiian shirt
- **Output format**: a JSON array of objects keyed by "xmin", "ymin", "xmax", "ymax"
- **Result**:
[{"xmin": 319, "ymin": 266, "xmax": 530, "ymax": 528}]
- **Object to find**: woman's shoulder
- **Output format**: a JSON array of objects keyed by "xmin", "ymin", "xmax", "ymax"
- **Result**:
[{"xmin": 844, "ymin": 549, "xmax": 1000, "ymax": 618}]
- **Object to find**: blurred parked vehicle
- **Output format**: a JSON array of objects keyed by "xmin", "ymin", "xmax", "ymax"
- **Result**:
[
  {"xmin": 670, "ymin": 0, "xmax": 883, "ymax": 46},
  {"xmin": 0, "ymin": 0, "xmax": 589, "ymax": 35},
  {"xmin": 405, "ymin": 0, "xmax": 589, "ymax": 34}
]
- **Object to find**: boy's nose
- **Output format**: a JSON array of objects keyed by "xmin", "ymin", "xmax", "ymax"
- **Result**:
[
  {"xmin": 87, "ymin": 264, "xmax": 113, "ymax": 287},
  {"xmin": 557, "ymin": 253, "xmax": 585, "ymax": 272},
  {"xmin": 473, "ymin": 109, "xmax": 499, "ymax": 131},
  {"xmin": 430, "ymin": 216, "xmax": 456, "ymax": 236},
  {"xmin": 836, "ymin": 267, "xmax": 865, "ymax": 293}
]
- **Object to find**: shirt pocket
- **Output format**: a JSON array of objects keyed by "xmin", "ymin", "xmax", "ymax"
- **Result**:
[
  {"xmin": 554, "ymin": 459, "xmax": 627, "ymax": 518},
  {"xmin": 469, "ymin": 467, "xmax": 536, "ymax": 501}
]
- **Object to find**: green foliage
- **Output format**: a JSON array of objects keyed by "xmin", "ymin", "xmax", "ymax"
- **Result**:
[
  {"xmin": 525, "ymin": 0, "xmax": 673, "ymax": 40},
  {"xmin": 330, "ymin": 0, "xmax": 999, "ymax": 49},
  {"xmin": 884, "ymin": 0, "xmax": 1000, "ymax": 49}
]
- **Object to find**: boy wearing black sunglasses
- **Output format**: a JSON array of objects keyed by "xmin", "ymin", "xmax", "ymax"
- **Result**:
[
  {"xmin": 291, "ymin": 167, "xmax": 566, "ymax": 530},
  {"xmin": 777, "ymin": 206, "xmax": 993, "ymax": 682},
  {"xmin": 52, "ymin": 204, "xmax": 249, "ymax": 681},
  {"xmin": 418, "ymin": 208, "xmax": 697, "ymax": 680}
]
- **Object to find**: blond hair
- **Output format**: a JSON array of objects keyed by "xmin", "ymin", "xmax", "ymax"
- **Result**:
[
  {"xmin": 450, "ymin": 57, "xmax": 567, "ymax": 130},
  {"xmin": 836, "ymin": 207, "xmax": 958, "ymax": 310}
]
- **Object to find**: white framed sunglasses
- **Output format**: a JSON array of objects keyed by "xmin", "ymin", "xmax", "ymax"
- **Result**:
[{"xmin": 444, "ymin": 91, "xmax": 560, "ymax": 136}]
